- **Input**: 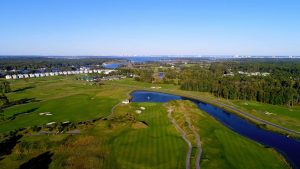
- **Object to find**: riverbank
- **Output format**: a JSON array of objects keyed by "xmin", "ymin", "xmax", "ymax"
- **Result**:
[
  {"xmin": 150, "ymin": 89, "xmax": 300, "ymax": 140},
  {"xmin": 108, "ymin": 79, "xmax": 300, "ymax": 140}
]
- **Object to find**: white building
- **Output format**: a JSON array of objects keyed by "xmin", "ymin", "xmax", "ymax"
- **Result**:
[
  {"xmin": 18, "ymin": 74, "xmax": 24, "ymax": 79},
  {"xmin": 54, "ymin": 72, "xmax": 59, "ymax": 76},
  {"xmin": 262, "ymin": 72, "xmax": 270, "ymax": 76},
  {"xmin": 34, "ymin": 73, "xmax": 40, "ymax": 77},
  {"xmin": 104, "ymin": 70, "xmax": 115, "ymax": 75},
  {"xmin": 5, "ymin": 75, "xmax": 12, "ymax": 79},
  {"xmin": 63, "ymin": 71, "xmax": 68, "ymax": 75},
  {"xmin": 12, "ymin": 75, "xmax": 18, "ymax": 79},
  {"xmin": 29, "ymin": 74, "xmax": 35, "ymax": 78},
  {"xmin": 24, "ymin": 74, "xmax": 29, "ymax": 78}
]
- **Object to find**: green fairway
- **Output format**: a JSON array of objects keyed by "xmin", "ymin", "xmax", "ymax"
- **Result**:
[
  {"xmin": 110, "ymin": 103, "xmax": 186, "ymax": 169},
  {"xmin": 229, "ymin": 100, "xmax": 300, "ymax": 132}
]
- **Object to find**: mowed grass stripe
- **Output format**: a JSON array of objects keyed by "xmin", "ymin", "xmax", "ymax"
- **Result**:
[
  {"xmin": 111, "ymin": 103, "xmax": 187, "ymax": 169},
  {"xmin": 162, "ymin": 129, "xmax": 169, "ymax": 169}
]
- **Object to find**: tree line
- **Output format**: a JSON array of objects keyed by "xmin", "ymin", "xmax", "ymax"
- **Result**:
[{"xmin": 129, "ymin": 59, "xmax": 300, "ymax": 106}]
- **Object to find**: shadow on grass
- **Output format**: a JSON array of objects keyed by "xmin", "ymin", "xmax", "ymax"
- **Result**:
[
  {"xmin": 140, "ymin": 120, "xmax": 149, "ymax": 126},
  {"xmin": 13, "ymin": 86, "xmax": 35, "ymax": 93},
  {"xmin": 8, "ymin": 108, "xmax": 39, "ymax": 120},
  {"xmin": 1, "ymin": 98, "xmax": 40, "ymax": 109},
  {"xmin": 0, "ymin": 134, "xmax": 23, "ymax": 160},
  {"xmin": 19, "ymin": 151, "xmax": 53, "ymax": 169}
]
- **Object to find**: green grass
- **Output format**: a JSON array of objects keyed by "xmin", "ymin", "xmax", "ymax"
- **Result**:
[
  {"xmin": 0, "ymin": 77, "xmax": 293, "ymax": 169},
  {"xmin": 0, "ymin": 77, "xmax": 129, "ymax": 133},
  {"xmin": 109, "ymin": 78, "xmax": 178, "ymax": 90},
  {"xmin": 229, "ymin": 100, "xmax": 300, "ymax": 132}
]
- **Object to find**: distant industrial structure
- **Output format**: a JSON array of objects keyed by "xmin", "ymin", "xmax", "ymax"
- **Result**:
[{"xmin": 5, "ymin": 69, "xmax": 116, "ymax": 80}]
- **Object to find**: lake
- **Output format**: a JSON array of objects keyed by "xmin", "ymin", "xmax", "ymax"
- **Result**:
[{"xmin": 102, "ymin": 63, "xmax": 122, "ymax": 69}]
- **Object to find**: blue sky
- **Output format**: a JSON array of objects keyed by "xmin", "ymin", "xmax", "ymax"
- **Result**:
[{"xmin": 0, "ymin": 0, "xmax": 299, "ymax": 56}]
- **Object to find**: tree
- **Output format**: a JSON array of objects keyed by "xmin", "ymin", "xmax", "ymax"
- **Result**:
[
  {"xmin": 0, "ymin": 108, "xmax": 4, "ymax": 121},
  {"xmin": 0, "ymin": 94, "xmax": 9, "ymax": 106},
  {"xmin": 0, "ymin": 80, "xmax": 11, "ymax": 93}
]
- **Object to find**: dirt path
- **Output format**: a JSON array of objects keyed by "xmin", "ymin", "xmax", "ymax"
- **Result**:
[
  {"xmin": 107, "ymin": 102, "xmax": 122, "ymax": 119},
  {"xmin": 168, "ymin": 108, "xmax": 192, "ymax": 169},
  {"xmin": 106, "ymin": 88, "xmax": 133, "ymax": 119}
]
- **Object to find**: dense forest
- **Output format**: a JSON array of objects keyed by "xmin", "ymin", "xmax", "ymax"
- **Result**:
[{"xmin": 179, "ymin": 60, "xmax": 300, "ymax": 106}]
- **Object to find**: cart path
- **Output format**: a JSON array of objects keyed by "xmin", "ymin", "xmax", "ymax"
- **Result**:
[
  {"xmin": 168, "ymin": 108, "xmax": 192, "ymax": 169},
  {"xmin": 184, "ymin": 113, "xmax": 202, "ymax": 169}
]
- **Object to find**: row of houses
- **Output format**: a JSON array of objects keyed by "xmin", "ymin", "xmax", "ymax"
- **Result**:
[
  {"xmin": 79, "ymin": 75, "xmax": 126, "ymax": 82},
  {"xmin": 237, "ymin": 71, "xmax": 270, "ymax": 76},
  {"xmin": 223, "ymin": 71, "xmax": 270, "ymax": 77},
  {"xmin": 5, "ymin": 69, "xmax": 116, "ymax": 80}
]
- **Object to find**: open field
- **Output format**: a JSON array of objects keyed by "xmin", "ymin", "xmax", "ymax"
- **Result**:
[{"xmin": 0, "ymin": 77, "xmax": 293, "ymax": 169}]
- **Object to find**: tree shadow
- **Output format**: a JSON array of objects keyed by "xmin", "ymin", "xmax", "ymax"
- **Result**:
[
  {"xmin": 19, "ymin": 151, "xmax": 53, "ymax": 169},
  {"xmin": 0, "ymin": 134, "xmax": 23, "ymax": 160},
  {"xmin": 13, "ymin": 86, "xmax": 35, "ymax": 93},
  {"xmin": 1, "ymin": 98, "xmax": 40, "ymax": 109},
  {"xmin": 8, "ymin": 108, "xmax": 39, "ymax": 120}
]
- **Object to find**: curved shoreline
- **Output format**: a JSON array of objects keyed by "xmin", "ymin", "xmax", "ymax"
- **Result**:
[{"xmin": 134, "ymin": 89, "xmax": 300, "ymax": 137}]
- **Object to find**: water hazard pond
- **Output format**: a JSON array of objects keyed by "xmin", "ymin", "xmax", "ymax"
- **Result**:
[{"xmin": 131, "ymin": 90, "xmax": 300, "ymax": 169}]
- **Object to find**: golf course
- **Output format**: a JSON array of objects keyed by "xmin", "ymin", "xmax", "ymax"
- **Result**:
[{"xmin": 0, "ymin": 76, "xmax": 295, "ymax": 169}]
